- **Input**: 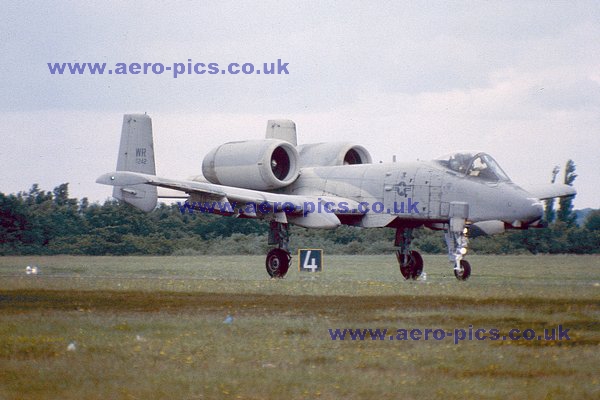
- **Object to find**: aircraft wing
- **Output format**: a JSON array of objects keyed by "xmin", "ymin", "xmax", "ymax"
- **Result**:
[
  {"xmin": 521, "ymin": 183, "xmax": 576, "ymax": 200},
  {"xmin": 96, "ymin": 171, "xmax": 365, "ymax": 229}
]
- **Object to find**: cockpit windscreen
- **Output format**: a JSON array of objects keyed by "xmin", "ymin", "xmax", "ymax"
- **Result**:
[{"xmin": 435, "ymin": 152, "xmax": 510, "ymax": 182}]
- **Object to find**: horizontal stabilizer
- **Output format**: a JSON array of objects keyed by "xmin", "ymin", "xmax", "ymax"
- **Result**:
[{"xmin": 97, "ymin": 171, "xmax": 152, "ymax": 186}]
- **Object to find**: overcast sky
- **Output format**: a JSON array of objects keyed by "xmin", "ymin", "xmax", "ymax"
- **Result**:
[{"xmin": 2, "ymin": 1, "xmax": 599, "ymax": 209}]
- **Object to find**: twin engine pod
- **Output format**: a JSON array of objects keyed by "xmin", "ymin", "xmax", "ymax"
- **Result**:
[
  {"xmin": 297, "ymin": 142, "xmax": 372, "ymax": 167},
  {"xmin": 202, "ymin": 140, "xmax": 299, "ymax": 190},
  {"xmin": 201, "ymin": 139, "xmax": 372, "ymax": 190}
]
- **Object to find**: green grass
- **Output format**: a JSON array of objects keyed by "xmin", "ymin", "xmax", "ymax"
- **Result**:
[{"xmin": 0, "ymin": 255, "xmax": 599, "ymax": 399}]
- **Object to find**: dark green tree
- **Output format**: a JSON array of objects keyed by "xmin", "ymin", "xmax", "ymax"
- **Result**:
[
  {"xmin": 557, "ymin": 160, "xmax": 577, "ymax": 227},
  {"xmin": 585, "ymin": 210, "xmax": 600, "ymax": 232},
  {"xmin": 543, "ymin": 166, "xmax": 560, "ymax": 223}
]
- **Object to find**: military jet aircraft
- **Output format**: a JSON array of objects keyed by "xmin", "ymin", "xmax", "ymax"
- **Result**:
[{"xmin": 97, "ymin": 114, "xmax": 576, "ymax": 280}]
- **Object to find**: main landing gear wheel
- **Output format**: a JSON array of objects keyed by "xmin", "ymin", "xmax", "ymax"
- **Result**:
[
  {"xmin": 396, "ymin": 250, "xmax": 424, "ymax": 280},
  {"xmin": 454, "ymin": 259, "xmax": 471, "ymax": 281},
  {"xmin": 265, "ymin": 248, "xmax": 291, "ymax": 278}
]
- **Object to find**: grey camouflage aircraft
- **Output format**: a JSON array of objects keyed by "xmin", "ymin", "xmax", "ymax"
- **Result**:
[{"xmin": 97, "ymin": 114, "xmax": 576, "ymax": 280}]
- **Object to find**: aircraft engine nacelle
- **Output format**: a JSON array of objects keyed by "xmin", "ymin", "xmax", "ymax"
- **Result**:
[
  {"xmin": 297, "ymin": 142, "xmax": 372, "ymax": 167},
  {"xmin": 202, "ymin": 139, "xmax": 300, "ymax": 190}
]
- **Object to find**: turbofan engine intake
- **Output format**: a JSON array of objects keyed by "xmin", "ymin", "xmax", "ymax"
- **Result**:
[
  {"xmin": 297, "ymin": 142, "xmax": 372, "ymax": 167},
  {"xmin": 202, "ymin": 140, "xmax": 299, "ymax": 190}
]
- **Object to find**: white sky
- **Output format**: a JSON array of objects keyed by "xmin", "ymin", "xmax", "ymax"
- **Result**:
[{"xmin": 1, "ymin": 1, "xmax": 599, "ymax": 208}]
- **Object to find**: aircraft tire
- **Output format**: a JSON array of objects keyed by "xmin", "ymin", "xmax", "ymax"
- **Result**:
[
  {"xmin": 266, "ymin": 248, "xmax": 291, "ymax": 278},
  {"xmin": 397, "ymin": 250, "xmax": 423, "ymax": 280},
  {"xmin": 454, "ymin": 259, "xmax": 471, "ymax": 281}
]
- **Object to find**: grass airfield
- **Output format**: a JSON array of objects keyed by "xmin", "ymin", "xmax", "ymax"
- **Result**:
[{"xmin": 0, "ymin": 254, "xmax": 599, "ymax": 399}]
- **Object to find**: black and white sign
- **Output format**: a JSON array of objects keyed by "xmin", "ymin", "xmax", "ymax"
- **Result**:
[{"xmin": 298, "ymin": 249, "xmax": 323, "ymax": 272}]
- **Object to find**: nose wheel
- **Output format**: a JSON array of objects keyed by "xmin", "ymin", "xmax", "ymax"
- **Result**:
[
  {"xmin": 453, "ymin": 259, "xmax": 471, "ymax": 280},
  {"xmin": 445, "ymin": 215, "xmax": 472, "ymax": 281}
]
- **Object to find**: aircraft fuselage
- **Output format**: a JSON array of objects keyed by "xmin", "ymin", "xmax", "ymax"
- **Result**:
[{"xmin": 286, "ymin": 161, "xmax": 543, "ymax": 228}]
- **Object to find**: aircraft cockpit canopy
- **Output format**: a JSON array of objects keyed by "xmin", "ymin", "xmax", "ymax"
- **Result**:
[{"xmin": 435, "ymin": 152, "xmax": 510, "ymax": 183}]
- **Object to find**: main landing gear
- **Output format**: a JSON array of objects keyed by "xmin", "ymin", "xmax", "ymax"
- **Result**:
[
  {"xmin": 395, "ymin": 228, "xmax": 423, "ymax": 280},
  {"xmin": 265, "ymin": 221, "xmax": 291, "ymax": 278}
]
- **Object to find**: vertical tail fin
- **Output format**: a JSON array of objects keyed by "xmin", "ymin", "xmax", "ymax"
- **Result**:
[
  {"xmin": 112, "ymin": 114, "xmax": 157, "ymax": 211},
  {"xmin": 266, "ymin": 119, "xmax": 297, "ymax": 146}
]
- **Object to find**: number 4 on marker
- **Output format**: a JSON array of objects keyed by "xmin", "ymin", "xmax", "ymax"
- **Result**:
[{"xmin": 303, "ymin": 250, "xmax": 318, "ymax": 272}]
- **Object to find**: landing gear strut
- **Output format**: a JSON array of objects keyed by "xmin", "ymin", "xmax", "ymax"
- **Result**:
[
  {"xmin": 395, "ymin": 228, "xmax": 423, "ymax": 280},
  {"xmin": 266, "ymin": 221, "xmax": 291, "ymax": 278},
  {"xmin": 444, "ymin": 217, "xmax": 471, "ymax": 281}
]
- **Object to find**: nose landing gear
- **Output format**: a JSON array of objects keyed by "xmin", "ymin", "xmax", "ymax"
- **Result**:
[
  {"xmin": 445, "ymin": 216, "xmax": 472, "ymax": 281},
  {"xmin": 453, "ymin": 259, "xmax": 471, "ymax": 280}
]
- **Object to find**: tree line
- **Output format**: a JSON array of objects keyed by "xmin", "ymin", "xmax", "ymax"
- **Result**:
[{"xmin": 1, "ymin": 183, "xmax": 598, "ymax": 256}]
